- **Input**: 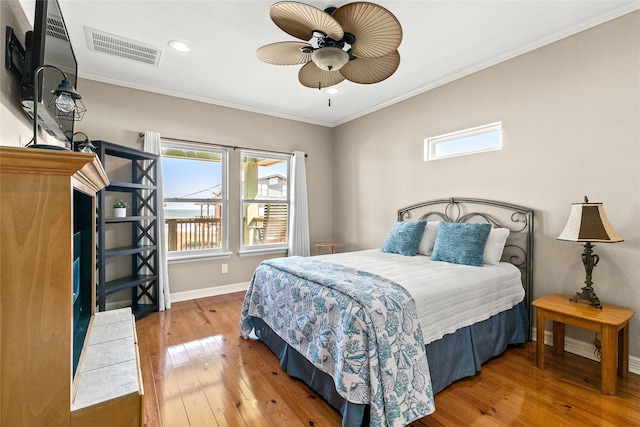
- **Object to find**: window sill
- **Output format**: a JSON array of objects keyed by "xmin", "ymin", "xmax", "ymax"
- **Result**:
[
  {"xmin": 238, "ymin": 247, "xmax": 288, "ymax": 258},
  {"xmin": 168, "ymin": 251, "xmax": 233, "ymax": 264}
]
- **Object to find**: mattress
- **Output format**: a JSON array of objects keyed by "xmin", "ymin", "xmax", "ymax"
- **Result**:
[{"xmin": 315, "ymin": 249, "xmax": 525, "ymax": 344}]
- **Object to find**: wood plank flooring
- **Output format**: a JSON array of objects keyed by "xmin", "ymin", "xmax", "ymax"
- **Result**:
[{"xmin": 136, "ymin": 292, "xmax": 640, "ymax": 426}]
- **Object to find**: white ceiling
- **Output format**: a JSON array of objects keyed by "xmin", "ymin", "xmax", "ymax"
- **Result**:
[{"xmin": 20, "ymin": 1, "xmax": 640, "ymax": 127}]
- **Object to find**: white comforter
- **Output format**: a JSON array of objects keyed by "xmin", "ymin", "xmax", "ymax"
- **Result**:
[{"xmin": 315, "ymin": 249, "xmax": 525, "ymax": 344}]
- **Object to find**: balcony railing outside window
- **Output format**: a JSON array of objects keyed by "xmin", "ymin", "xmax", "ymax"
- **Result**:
[{"xmin": 166, "ymin": 216, "xmax": 222, "ymax": 251}]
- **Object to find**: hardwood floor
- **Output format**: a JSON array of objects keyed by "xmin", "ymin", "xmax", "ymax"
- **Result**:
[{"xmin": 136, "ymin": 292, "xmax": 640, "ymax": 426}]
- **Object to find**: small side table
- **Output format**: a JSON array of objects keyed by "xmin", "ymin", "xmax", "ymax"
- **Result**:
[
  {"xmin": 314, "ymin": 241, "xmax": 344, "ymax": 255},
  {"xmin": 532, "ymin": 294, "xmax": 634, "ymax": 395}
]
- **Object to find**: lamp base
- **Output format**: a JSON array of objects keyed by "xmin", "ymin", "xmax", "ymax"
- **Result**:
[{"xmin": 569, "ymin": 286, "xmax": 602, "ymax": 309}]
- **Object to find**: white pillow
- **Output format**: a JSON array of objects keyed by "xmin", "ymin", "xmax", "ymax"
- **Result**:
[
  {"xmin": 417, "ymin": 221, "xmax": 440, "ymax": 256},
  {"xmin": 483, "ymin": 227, "xmax": 510, "ymax": 265}
]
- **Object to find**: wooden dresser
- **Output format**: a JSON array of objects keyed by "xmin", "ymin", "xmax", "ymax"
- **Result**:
[{"xmin": 0, "ymin": 147, "xmax": 144, "ymax": 426}]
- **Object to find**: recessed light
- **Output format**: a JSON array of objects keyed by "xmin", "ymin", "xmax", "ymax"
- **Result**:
[
  {"xmin": 324, "ymin": 88, "xmax": 339, "ymax": 95},
  {"xmin": 169, "ymin": 40, "xmax": 191, "ymax": 53}
]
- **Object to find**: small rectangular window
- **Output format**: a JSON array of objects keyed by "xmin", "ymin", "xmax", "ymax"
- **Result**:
[{"xmin": 424, "ymin": 122, "xmax": 502, "ymax": 161}]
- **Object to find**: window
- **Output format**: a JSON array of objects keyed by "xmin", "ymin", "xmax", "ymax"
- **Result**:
[
  {"xmin": 424, "ymin": 122, "xmax": 502, "ymax": 161},
  {"xmin": 241, "ymin": 151, "xmax": 289, "ymax": 251},
  {"xmin": 161, "ymin": 143, "xmax": 227, "ymax": 259}
]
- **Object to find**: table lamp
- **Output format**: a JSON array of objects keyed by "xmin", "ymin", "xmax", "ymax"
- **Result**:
[{"xmin": 557, "ymin": 197, "xmax": 623, "ymax": 308}]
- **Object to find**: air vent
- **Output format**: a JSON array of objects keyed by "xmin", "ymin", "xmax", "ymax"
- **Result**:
[
  {"xmin": 47, "ymin": 16, "xmax": 69, "ymax": 41},
  {"xmin": 84, "ymin": 27, "xmax": 162, "ymax": 66}
]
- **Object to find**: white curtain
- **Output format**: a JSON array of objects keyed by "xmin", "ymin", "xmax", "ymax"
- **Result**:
[
  {"xmin": 288, "ymin": 151, "xmax": 310, "ymax": 257},
  {"xmin": 143, "ymin": 131, "xmax": 171, "ymax": 310}
]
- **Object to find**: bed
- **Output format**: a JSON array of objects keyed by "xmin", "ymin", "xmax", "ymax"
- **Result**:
[{"xmin": 240, "ymin": 198, "xmax": 534, "ymax": 427}]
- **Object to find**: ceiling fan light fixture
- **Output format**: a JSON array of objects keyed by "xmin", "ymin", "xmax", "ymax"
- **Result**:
[{"xmin": 311, "ymin": 47, "xmax": 349, "ymax": 71}]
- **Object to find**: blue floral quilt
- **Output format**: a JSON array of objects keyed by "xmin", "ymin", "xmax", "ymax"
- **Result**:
[{"xmin": 239, "ymin": 256, "xmax": 435, "ymax": 427}]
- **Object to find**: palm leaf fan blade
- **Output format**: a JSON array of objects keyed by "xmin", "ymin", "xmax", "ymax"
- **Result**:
[
  {"xmin": 340, "ymin": 50, "xmax": 400, "ymax": 84},
  {"xmin": 332, "ymin": 2, "xmax": 402, "ymax": 58},
  {"xmin": 270, "ymin": 1, "xmax": 343, "ymax": 41},
  {"xmin": 257, "ymin": 42, "xmax": 312, "ymax": 65},
  {"xmin": 299, "ymin": 62, "xmax": 345, "ymax": 88}
]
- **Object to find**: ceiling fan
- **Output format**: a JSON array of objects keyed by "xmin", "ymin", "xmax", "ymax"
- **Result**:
[{"xmin": 256, "ymin": 1, "xmax": 402, "ymax": 89}]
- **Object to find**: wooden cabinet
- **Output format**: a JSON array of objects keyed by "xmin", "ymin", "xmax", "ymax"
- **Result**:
[
  {"xmin": 0, "ymin": 147, "xmax": 143, "ymax": 426},
  {"xmin": 94, "ymin": 141, "xmax": 159, "ymax": 318}
]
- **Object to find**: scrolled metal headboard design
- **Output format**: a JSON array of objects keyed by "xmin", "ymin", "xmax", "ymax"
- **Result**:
[{"xmin": 398, "ymin": 197, "xmax": 534, "ymax": 336}]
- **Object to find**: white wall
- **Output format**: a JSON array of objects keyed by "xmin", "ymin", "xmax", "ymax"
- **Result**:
[
  {"xmin": 332, "ymin": 11, "xmax": 640, "ymax": 359},
  {"xmin": 1, "ymin": 0, "xmax": 67, "ymax": 148},
  {"xmin": 1, "ymin": 0, "xmax": 34, "ymax": 147}
]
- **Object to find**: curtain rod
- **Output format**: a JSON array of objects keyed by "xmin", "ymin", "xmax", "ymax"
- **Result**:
[{"xmin": 138, "ymin": 133, "xmax": 307, "ymax": 157}]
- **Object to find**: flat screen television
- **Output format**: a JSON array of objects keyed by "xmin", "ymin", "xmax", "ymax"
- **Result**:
[
  {"xmin": 72, "ymin": 191, "xmax": 93, "ymax": 378},
  {"xmin": 21, "ymin": 0, "xmax": 78, "ymax": 144}
]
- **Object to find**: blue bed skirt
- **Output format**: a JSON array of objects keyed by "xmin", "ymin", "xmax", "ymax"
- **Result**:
[{"xmin": 252, "ymin": 301, "xmax": 529, "ymax": 427}]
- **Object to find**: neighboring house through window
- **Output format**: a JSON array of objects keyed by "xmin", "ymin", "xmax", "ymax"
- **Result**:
[
  {"xmin": 241, "ymin": 151, "xmax": 289, "ymax": 252},
  {"xmin": 161, "ymin": 143, "xmax": 227, "ymax": 260}
]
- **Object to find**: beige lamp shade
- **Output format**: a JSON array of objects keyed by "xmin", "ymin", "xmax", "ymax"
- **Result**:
[{"xmin": 557, "ymin": 201, "xmax": 623, "ymax": 243}]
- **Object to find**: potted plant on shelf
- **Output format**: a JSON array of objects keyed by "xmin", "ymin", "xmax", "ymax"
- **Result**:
[{"xmin": 113, "ymin": 200, "xmax": 129, "ymax": 218}]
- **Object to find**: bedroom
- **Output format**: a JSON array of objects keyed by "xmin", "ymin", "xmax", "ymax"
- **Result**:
[{"xmin": 1, "ymin": 0, "xmax": 639, "ymax": 425}]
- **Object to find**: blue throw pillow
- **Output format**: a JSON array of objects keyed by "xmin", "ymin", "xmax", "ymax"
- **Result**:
[
  {"xmin": 431, "ymin": 222, "xmax": 492, "ymax": 266},
  {"xmin": 382, "ymin": 221, "xmax": 427, "ymax": 256}
]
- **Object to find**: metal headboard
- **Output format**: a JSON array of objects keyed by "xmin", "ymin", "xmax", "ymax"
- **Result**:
[{"xmin": 398, "ymin": 197, "xmax": 534, "ymax": 338}]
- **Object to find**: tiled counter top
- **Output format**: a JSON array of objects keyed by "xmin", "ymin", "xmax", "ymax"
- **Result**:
[{"xmin": 71, "ymin": 308, "xmax": 143, "ymax": 426}]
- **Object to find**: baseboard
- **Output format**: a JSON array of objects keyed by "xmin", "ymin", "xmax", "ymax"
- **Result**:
[
  {"xmin": 532, "ymin": 327, "xmax": 640, "ymax": 375},
  {"xmin": 170, "ymin": 282, "xmax": 250, "ymax": 303},
  {"xmin": 104, "ymin": 282, "xmax": 250, "ymax": 311}
]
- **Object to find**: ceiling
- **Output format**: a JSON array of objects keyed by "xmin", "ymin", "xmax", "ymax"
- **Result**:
[{"xmin": 20, "ymin": 1, "xmax": 640, "ymax": 127}]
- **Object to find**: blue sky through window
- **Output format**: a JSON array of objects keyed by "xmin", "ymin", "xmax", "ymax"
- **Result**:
[
  {"xmin": 425, "ymin": 122, "xmax": 502, "ymax": 161},
  {"xmin": 435, "ymin": 130, "xmax": 502, "ymax": 157},
  {"xmin": 162, "ymin": 156, "xmax": 223, "ymax": 217},
  {"xmin": 163, "ymin": 156, "xmax": 222, "ymax": 199}
]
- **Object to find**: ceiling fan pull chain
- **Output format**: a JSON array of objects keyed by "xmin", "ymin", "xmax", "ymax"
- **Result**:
[{"xmin": 328, "ymin": 98, "xmax": 331, "ymax": 107}]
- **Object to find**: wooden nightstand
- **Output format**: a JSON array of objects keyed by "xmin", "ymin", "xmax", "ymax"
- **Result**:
[
  {"xmin": 532, "ymin": 294, "xmax": 634, "ymax": 395},
  {"xmin": 314, "ymin": 241, "xmax": 344, "ymax": 255}
]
